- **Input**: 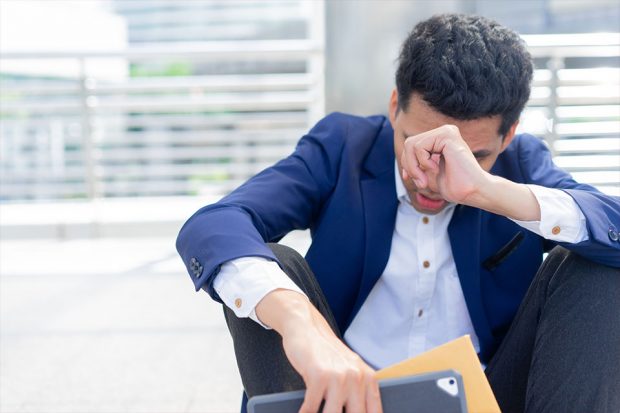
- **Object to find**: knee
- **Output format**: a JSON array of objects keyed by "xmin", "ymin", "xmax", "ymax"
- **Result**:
[
  {"xmin": 267, "ymin": 242, "xmax": 304, "ymax": 260},
  {"xmin": 547, "ymin": 246, "xmax": 619, "ymax": 276},
  {"xmin": 546, "ymin": 246, "xmax": 620, "ymax": 295},
  {"xmin": 267, "ymin": 242, "xmax": 305, "ymax": 264},
  {"xmin": 266, "ymin": 242, "xmax": 313, "ymax": 287}
]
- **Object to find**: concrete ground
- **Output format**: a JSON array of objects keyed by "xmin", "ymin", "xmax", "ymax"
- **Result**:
[{"xmin": 0, "ymin": 231, "xmax": 310, "ymax": 413}]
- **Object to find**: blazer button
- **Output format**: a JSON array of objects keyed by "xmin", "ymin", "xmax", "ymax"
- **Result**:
[
  {"xmin": 235, "ymin": 298, "xmax": 242, "ymax": 308},
  {"xmin": 609, "ymin": 227, "xmax": 619, "ymax": 242},
  {"xmin": 552, "ymin": 226, "xmax": 561, "ymax": 235},
  {"xmin": 190, "ymin": 257, "xmax": 197, "ymax": 265}
]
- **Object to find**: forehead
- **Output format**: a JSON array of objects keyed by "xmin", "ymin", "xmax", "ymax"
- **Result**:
[{"xmin": 399, "ymin": 94, "xmax": 503, "ymax": 148}]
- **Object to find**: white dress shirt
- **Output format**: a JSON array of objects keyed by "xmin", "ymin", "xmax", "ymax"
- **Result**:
[
  {"xmin": 213, "ymin": 161, "xmax": 588, "ymax": 368},
  {"xmin": 343, "ymin": 183, "xmax": 473, "ymax": 368}
]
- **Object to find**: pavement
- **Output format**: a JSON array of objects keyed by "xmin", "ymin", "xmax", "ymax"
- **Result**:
[{"xmin": 0, "ymin": 214, "xmax": 310, "ymax": 413}]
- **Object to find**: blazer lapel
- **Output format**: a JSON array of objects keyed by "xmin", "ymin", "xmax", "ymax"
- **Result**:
[
  {"xmin": 448, "ymin": 205, "xmax": 493, "ymax": 358},
  {"xmin": 346, "ymin": 120, "xmax": 398, "ymax": 329}
]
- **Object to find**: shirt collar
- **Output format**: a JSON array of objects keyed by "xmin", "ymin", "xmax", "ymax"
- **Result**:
[{"xmin": 394, "ymin": 160, "xmax": 409, "ymax": 203}]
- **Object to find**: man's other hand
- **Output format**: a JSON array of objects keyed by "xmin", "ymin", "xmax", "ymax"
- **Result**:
[{"xmin": 256, "ymin": 289, "xmax": 383, "ymax": 413}]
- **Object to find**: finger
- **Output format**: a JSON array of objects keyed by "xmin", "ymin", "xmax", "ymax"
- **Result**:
[
  {"xmin": 344, "ymin": 370, "xmax": 366, "ymax": 413},
  {"xmin": 401, "ymin": 150, "xmax": 428, "ymax": 188},
  {"xmin": 365, "ymin": 374, "xmax": 383, "ymax": 413},
  {"xmin": 413, "ymin": 134, "xmax": 443, "ymax": 173},
  {"xmin": 346, "ymin": 394, "xmax": 366, "ymax": 413},
  {"xmin": 299, "ymin": 377, "xmax": 326, "ymax": 413},
  {"xmin": 322, "ymin": 378, "xmax": 347, "ymax": 413},
  {"xmin": 414, "ymin": 145, "xmax": 436, "ymax": 173}
]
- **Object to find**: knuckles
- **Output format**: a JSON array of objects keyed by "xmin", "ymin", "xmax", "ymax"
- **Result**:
[
  {"xmin": 442, "ymin": 124, "xmax": 460, "ymax": 135},
  {"xmin": 344, "ymin": 368, "xmax": 363, "ymax": 384},
  {"xmin": 309, "ymin": 365, "xmax": 368, "ymax": 388}
]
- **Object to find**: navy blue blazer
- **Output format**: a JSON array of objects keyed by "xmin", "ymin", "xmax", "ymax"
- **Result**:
[{"xmin": 177, "ymin": 112, "xmax": 620, "ymax": 363}]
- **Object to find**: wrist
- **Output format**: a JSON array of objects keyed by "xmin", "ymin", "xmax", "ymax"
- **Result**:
[
  {"xmin": 463, "ymin": 173, "xmax": 541, "ymax": 221},
  {"xmin": 255, "ymin": 289, "xmax": 314, "ymax": 336},
  {"xmin": 462, "ymin": 170, "xmax": 497, "ymax": 209}
]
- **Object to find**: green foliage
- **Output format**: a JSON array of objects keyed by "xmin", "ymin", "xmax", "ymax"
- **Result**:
[{"xmin": 130, "ymin": 61, "xmax": 193, "ymax": 77}]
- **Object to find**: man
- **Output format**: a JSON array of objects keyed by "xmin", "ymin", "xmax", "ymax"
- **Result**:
[{"xmin": 177, "ymin": 14, "xmax": 620, "ymax": 413}]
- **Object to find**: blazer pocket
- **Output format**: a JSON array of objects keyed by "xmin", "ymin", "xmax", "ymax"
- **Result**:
[{"xmin": 483, "ymin": 231, "xmax": 525, "ymax": 271}]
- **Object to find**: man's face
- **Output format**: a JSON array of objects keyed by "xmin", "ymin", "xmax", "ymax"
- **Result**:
[{"xmin": 389, "ymin": 91, "xmax": 517, "ymax": 215}]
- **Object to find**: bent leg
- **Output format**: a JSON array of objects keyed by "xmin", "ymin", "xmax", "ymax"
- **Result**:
[
  {"xmin": 222, "ymin": 243, "xmax": 341, "ymax": 398},
  {"xmin": 486, "ymin": 247, "xmax": 620, "ymax": 413}
]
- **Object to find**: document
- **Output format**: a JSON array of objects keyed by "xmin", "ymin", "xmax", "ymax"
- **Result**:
[{"xmin": 375, "ymin": 335, "xmax": 500, "ymax": 413}]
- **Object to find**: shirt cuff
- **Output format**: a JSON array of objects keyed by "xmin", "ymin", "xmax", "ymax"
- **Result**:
[
  {"xmin": 213, "ymin": 256, "xmax": 307, "ymax": 329},
  {"xmin": 510, "ymin": 184, "xmax": 588, "ymax": 243}
]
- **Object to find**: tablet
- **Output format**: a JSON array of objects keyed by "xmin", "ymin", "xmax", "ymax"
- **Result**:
[{"xmin": 247, "ymin": 369, "xmax": 467, "ymax": 413}]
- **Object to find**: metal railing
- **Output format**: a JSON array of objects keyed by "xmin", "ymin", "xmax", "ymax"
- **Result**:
[
  {"xmin": 0, "ymin": 1, "xmax": 325, "ymax": 201},
  {"xmin": 1, "ymin": 30, "xmax": 618, "ymax": 201},
  {"xmin": 520, "ymin": 33, "xmax": 620, "ymax": 196}
]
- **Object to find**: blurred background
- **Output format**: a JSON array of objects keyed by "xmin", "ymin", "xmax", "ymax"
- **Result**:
[{"xmin": 0, "ymin": 1, "xmax": 618, "ymax": 412}]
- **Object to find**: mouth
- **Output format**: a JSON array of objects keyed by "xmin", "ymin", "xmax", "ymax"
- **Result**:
[{"xmin": 415, "ymin": 192, "xmax": 447, "ymax": 211}]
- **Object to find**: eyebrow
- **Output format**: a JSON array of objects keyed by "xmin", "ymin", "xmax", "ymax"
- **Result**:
[{"xmin": 402, "ymin": 131, "xmax": 492, "ymax": 159}]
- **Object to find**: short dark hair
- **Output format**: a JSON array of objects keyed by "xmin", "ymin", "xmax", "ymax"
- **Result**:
[{"xmin": 395, "ymin": 14, "xmax": 533, "ymax": 136}]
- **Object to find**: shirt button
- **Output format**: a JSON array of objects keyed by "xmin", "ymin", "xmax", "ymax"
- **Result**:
[
  {"xmin": 552, "ymin": 226, "xmax": 561, "ymax": 235},
  {"xmin": 609, "ymin": 228, "xmax": 619, "ymax": 242},
  {"xmin": 423, "ymin": 260, "xmax": 430, "ymax": 268},
  {"xmin": 234, "ymin": 298, "xmax": 242, "ymax": 308},
  {"xmin": 422, "ymin": 216, "xmax": 429, "ymax": 224},
  {"xmin": 418, "ymin": 309, "xmax": 424, "ymax": 317}
]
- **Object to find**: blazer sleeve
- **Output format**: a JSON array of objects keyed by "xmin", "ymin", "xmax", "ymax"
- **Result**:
[
  {"xmin": 517, "ymin": 134, "xmax": 620, "ymax": 268},
  {"xmin": 175, "ymin": 113, "xmax": 348, "ymax": 300}
]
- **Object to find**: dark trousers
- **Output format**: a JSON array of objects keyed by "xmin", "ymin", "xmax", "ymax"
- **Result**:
[{"xmin": 223, "ymin": 244, "xmax": 620, "ymax": 413}]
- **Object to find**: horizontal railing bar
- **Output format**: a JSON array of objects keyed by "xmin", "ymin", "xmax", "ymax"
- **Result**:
[
  {"xmin": 555, "ymin": 121, "xmax": 620, "ymax": 135},
  {"xmin": 555, "ymin": 155, "xmax": 620, "ymax": 168},
  {"xmin": 526, "ymin": 46, "xmax": 619, "ymax": 58},
  {"xmin": 528, "ymin": 96, "xmax": 620, "ymax": 106},
  {"xmin": 96, "ymin": 131, "xmax": 303, "ymax": 145},
  {"xmin": 0, "ymin": 73, "xmax": 315, "ymax": 94},
  {"xmin": 0, "ymin": 130, "xmax": 305, "ymax": 147},
  {"xmin": 0, "ymin": 40, "xmax": 322, "ymax": 60},
  {"xmin": 0, "ymin": 111, "xmax": 309, "ymax": 128},
  {"xmin": 93, "ymin": 146, "xmax": 293, "ymax": 161},
  {"xmin": 521, "ymin": 33, "xmax": 620, "ymax": 47},
  {"xmin": 1, "ymin": 92, "xmax": 314, "ymax": 112},
  {"xmin": 570, "ymin": 171, "xmax": 620, "ymax": 184},
  {"xmin": 1, "ymin": 162, "xmax": 276, "ymax": 182},
  {"xmin": 554, "ymin": 137, "xmax": 620, "ymax": 152}
]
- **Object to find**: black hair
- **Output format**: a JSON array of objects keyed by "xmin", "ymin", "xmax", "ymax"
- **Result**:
[{"xmin": 395, "ymin": 14, "xmax": 533, "ymax": 136}]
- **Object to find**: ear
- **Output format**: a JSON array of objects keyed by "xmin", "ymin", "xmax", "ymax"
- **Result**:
[
  {"xmin": 500, "ymin": 120, "xmax": 519, "ymax": 152},
  {"xmin": 388, "ymin": 89, "xmax": 399, "ymax": 125}
]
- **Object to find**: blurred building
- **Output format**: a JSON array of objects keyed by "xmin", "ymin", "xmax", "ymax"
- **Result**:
[
  {"xmin": 1, "ymin": 0, "xmax": 324, "ymax": 200},
  {"xmin": 0, "ymin": 0, "xmax": 618, "ymax": 202},
  {"xmin": 324, "ymin": 0, "xmax": 620, "ymax": 115}
]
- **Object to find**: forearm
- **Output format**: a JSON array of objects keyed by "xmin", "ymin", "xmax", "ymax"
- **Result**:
[
  {"xmin": 256, "ymin": 289, "xmax": 331, "ymax": 338},
  {"xmin": 467, "ymin": 173, "xmax": 542, "ymax": 222}
]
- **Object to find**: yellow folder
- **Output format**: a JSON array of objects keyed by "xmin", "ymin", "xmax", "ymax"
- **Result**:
[{"xmin": 375, "ymin": 335, "xmax": 500, "ymax": 413}]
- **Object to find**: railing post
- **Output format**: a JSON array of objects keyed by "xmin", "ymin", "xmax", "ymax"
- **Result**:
[
  {"xmin": 546, "ymin": 56, "xmax": 564, "ymax": 156},
  {"xmin": 308, "ymin": 0, "xmax": 325, "ymax": 126},
  {"xmin": 78, "ymin": 58, "xmax": 97, "ymax": 199}
]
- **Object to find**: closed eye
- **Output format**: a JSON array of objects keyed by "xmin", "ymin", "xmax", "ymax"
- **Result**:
[{"xmin": 473, "ymin": 150, "xmax": 491, "ymax": 160}]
